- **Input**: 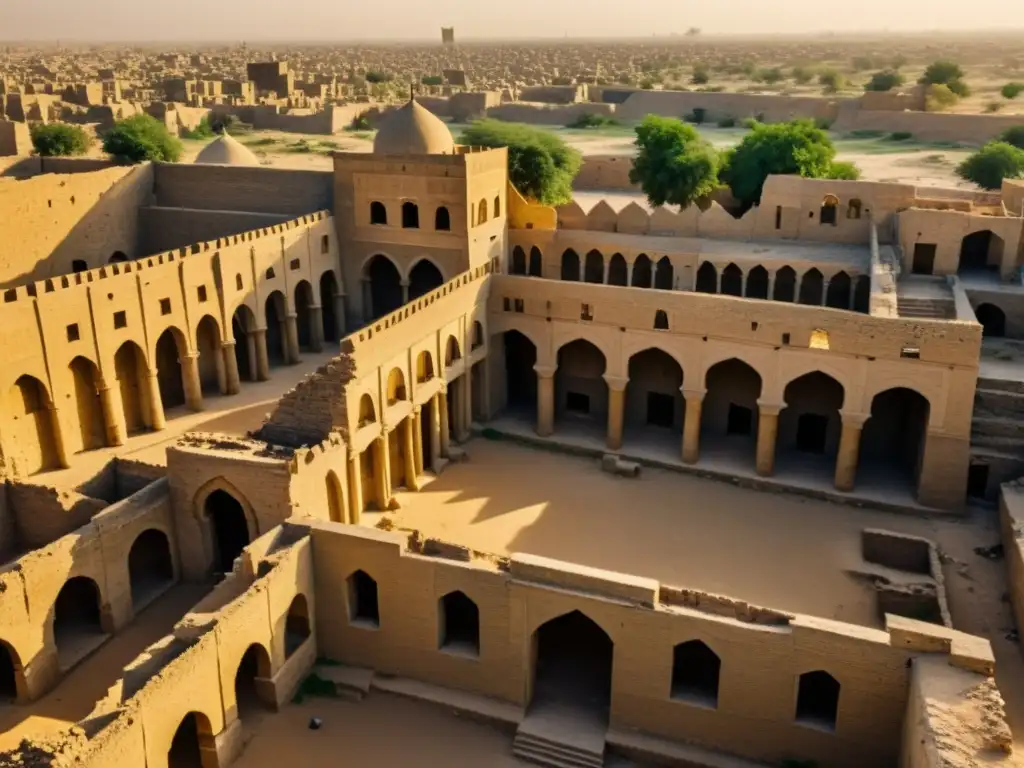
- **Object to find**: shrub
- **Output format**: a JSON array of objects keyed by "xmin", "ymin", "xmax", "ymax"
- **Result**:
[
  {"xmin": 365, "ymin": 70, "xmax": 393, "ymax": 84},
  {"xmin": 814, "ymin": 117, "xmax": 834, "ymax": 130},
  {"xmin": 791, "ymin": 66, "xmax": 814, "ymax": 85},
  {"xmin": 851, "ymin": 56, "xmax": 874, "ymax": 72},
  {"xmin": 421, "ymin": 74, "xmax": 443, "ymax": 86},
  {"xmin": 29, "ymin": 122, "xmax": 90, "ymax": 156},
  {"xmin": 888, "ymin": 131, "xmax": 914, "ymax": 141},
  {"xmin": 458, "ymin": 120, "xmax": 581, "ymax": 206},
  {"xmin": 826, "ymin": 160, "xmax": 861, "ymax": 180},
  {"xmin": 629, "ymin": 115, "xmax": 720, "ymax": 208},
  {"xmin": 818, "ymin": 70, "xmax": 843, "ymax": 93},
  {"xmin": 756, "ymin": 67, "xmax": 784, "ymax": 85},
  {"xmin": 180, "ymin": 116, "xmax": 215, "ymax": 140},
  {"xmin": 1002, "ymin": 82, "xmax": 1024, "ymax": 100},
  {"xmin": 685, "ymin": 107, "xmax": 707, "ymax": 125},
  {"xmin": 986, "ymin": 101, "xmax": 1004, "ymax": 114},
  {"xmin": 740, "ymin": 116, "xmax": 761, "ymax": 129},
  {"xmin": 717, "ymin": 116, "xmax": 737, "ymax": 128},
  {"xmin": 567, "ymin": 113, "xmax": 618, "ymax": 129},
  {"xmin": 925, "ymin": 84, "xmax": 959, "ymax": 112},
  {"xmin": 102, "ymin": 114, "xmax": 182, "ymax": 163},
  {"xmin": 865, "ymin": 69, "xmax": 905, "ymax": 92},
  {"xmin": 921, "ymin": 59, "xmax": 965, "ymax": 86},
  {"xmin": 998, "ymin": 125, "xmax": 1024, "ymax": 150},
  {"xmin": 691, "ymin": 65, "xmax": 710, "ymax": 85},
  {"xmin": 956, "ymin": 142, "xmax": 1024, "ymax": 190},
  {"xmin": 640, "ymin": 79, "xmax": 655, "ymax": 90}
]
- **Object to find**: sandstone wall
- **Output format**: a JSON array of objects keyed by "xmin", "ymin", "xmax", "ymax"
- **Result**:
[
  {"xmin": 137, "ymin": 205, "xmax": 291, "ymax": 256},
  {"xmin": 151, "ymin": 163, "xmax": 333, "ymax": 215},
  {"xmin": 615, "ymin": 90, "xmax": 842, "ymax": 124},
  {"xmin": 574, "ymin": 155, "xmax": 638, "ymax": 191},
  {"xmin": 485, "ymin": 102, "xmax": 615, "ymax": 125},
  {"xmin": 838, "ymin": 110, "xmax": 1024, "ymax": 145}
]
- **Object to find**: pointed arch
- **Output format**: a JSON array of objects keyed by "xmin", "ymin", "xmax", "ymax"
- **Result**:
[
  {"xmin": 511, "ymin": 246, "xmax": 527, "ymax": 275},
  {"xmin": 825, "ymin": 271, "xmax": 851, "ymax": 309},
  {"xmin": 608, "ymin": 253, "xmax": 627, "ymax": 286},
  {"xmin": 781, "ymin": 372, "xmax": 845, "ymax": 457},
  {"xmin": 798, "ymin": 268, "xmax": 824, "ymax": 305},
  {"xmin": 434, "ymin": 206, "xmax": 451, "ymax": 231},
  {"xmin": 366, "ymin": 254, "xmax": 403, "ymax": 318},
  {"xmin": 721, "ymin": 263, "xmax": 743, "ymax": 296},
  {"xmin": 632, "ymin": 254, "xmax": 652, "ymax": 288},
  {"xmin": 746, "ymin": 265, "xmax": 769, "ymax": 299},
  {"xmin": 655, "ymin": 256, "xmax": 673, "ymax": 290},
  {"xmin": 528, "ymin": 246, "xmax": 543, "ymax": 276},
  {"xmin": 69, "ymin": 356, "xmax": 106, "ymax": 453},
  {"xmin": 695, "ymin": 261, "xmax": 717, "ymax": 293},
  {"xmin": 584, "ymin": 249, "xmax": 604, "ymax": 283},
  {"xmin": 773, "ymin": 266, "xmax": 797, "ymax": 302},
  {"xmin": 408, "ymin": 259, "xmax": 444, "ymax": 301},
  {"xmin": 401, "ymin": 201, "xmax": 419, "ymax": 229}
]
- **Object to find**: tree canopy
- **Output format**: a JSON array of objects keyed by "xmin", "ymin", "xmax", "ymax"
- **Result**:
[
  {"xmin": 998, "ymin": 125, "xmax": 1024, "ymax": 150},
  {"xmin": 102, "ymin": 114, "xmax": 182, "ymax": 163},
  {"xmin": 30, "ymin": 122, "xmax": 90, "ymax": 157},
  {"xmin": 956, "ymin": 142, "xmax": 1024, "ymax": 190},
  {"xmin": 459, "ymin": 120, "xmax": 581, "ymax": 206},
  {"xmin": 628, "ymin": 115, "xmax": 720, "ymax": 208},
  {"xmin": 921, "ymin": 60, "xmax": 969, "ymax": 97},
  {"xmin": 719, "ymin": 119, "xmax": 849, "ymax": 207},
  {"xmin": 865, "ymin": 69, "xmax": 905, "ymax": 92}
]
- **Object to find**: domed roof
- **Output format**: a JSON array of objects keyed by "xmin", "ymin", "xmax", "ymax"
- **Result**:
[
  {"xmin": 373, "ymin": 99, "xmax": 455, "ymax": 156},
  {"xmin": 194, "ymin": 132, "xmax": 259, "ymax": 167}
]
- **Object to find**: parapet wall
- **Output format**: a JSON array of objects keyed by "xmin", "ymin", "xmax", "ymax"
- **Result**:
[{"xmin": 151, "ymin": 162, "xmax": 333, "ymax": 215}]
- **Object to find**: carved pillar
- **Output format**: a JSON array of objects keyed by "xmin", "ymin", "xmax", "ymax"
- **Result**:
[
  {"xmin": 222, "ymin": 340, "xmax": 241, "ymax": 395},
  {"xmin": 98, "ymin": 379, "xmax": 126, "ymax": 447},
  {"xmin": 430, "ymin": 393, "xmax": 443, "ymax": 470},
  {"xmin": 438, "ymin": 388, "xmax": 451, "ymax": 459},
  {"xmin": 626, "ymin": 260, "xmax": 635, "ymax": 287},
  {"xmin": 308, "ymin": 304, "xmax": 325, "ymax": 352},
  {"xmin": 767, "ymin": 273, "xmax": 777, "ymax": 302},
  {"xmin": 835, "ymin": 413, "xmax": 867, "ymax": 492},
  {"xmin": 604, "ymin": 375, "xmax": 628, "ymax": 451},
  {"xmin": 535, "ymin": 365, "xmax": 556, "ymax": 437},
  {"xmin": 412, "ymin": 406, "xmax": 424, "ymax": 476},
  {"xmin": 144, "ymin": 370, "xmax": 167, "ymax": 431},
  {"xmin": 334, "ymin": 293, "xmax": 347, "ymax": 338},
  {"xmin": 402, "ymin": 417, "xmax": 420, "ymax": 491},
  {"xmin": 821, "ymin": 280, "xmax": 830, "ymax": 306},
  {"xmin": 373, "ymin": 435, "xmax": 391, "ymax": 510},
  {"xmin": 252, "ymin": 328, "xmax": 270, "ymax": 381},
  {"xmin": 284, "ymin": 312, "xmax": 301, "ymax": 364},
  {"xmin": 182, "ymin": 352, "xmax": 203, "ymax": 411},
  {"xmin": 347, "ymin": 451, "xmax": 363, "ymax": 525},
  {"xmin": 48, "ymin": 406, "xmax": 70, "ymax": 469},
  {"xmin": 682, "ymin": 388, "xmax": 705, "ymax": 464},
  {"xmin": 755, "ymin": 401, "xmax": 782, "ymax": 477},
  {"xmin": 400, "ymin": 279, "xmax": 410, "ymax": 306},
  {"xmin": 245, "ymin": 333, "xmax": 258, "ymax": 382}
]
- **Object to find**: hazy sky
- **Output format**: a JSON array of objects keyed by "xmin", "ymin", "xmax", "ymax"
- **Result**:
[{"xmin": 2, "ymin": 0, "xmax": 1022, "ymax": 42}]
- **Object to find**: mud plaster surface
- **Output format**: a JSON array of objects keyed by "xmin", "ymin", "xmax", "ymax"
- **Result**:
[{"xmin": 368, "ymin": 438, "xmax": 1024, "ymax": 755}]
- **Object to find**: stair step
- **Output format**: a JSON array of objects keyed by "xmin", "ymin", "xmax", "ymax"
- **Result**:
[
  {"xmin": 513, "ymin": 743, "xmax": 604, "ymax": 768},
  {"xmin": 515, "ymin": 735, "xmax": 604, "ymax": 760}
]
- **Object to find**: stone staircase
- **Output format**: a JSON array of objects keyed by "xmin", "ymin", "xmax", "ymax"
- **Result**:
[
  {"xmin": 896, "ymin": 276, "xmax": 956, "ymax": 320},
  {"xmin": 513, "ymin": 730, "xmax": 605, "ymax": 768},
  {"xmin": 970, "ymin": 377, "xmax": 1024, "ymax": 497}
]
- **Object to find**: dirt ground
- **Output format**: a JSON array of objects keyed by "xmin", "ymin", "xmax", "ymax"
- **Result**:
[{"xmin": 367, "ymin": 437, "xmax": 1024, "ymax": 753}]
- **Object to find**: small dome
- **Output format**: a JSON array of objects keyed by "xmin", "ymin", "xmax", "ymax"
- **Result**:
[
  {"xmin": 373, "ymin": 100, "xmax": 455, "ymax": 156},
  {"xmin": 194, "ymin": 132, "xmax": 259, "ymax": 167}
]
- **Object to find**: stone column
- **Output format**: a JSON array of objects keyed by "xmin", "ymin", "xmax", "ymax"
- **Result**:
[
  {"xmin": 221, "ymin": 341, "xmax": 241, "ymax": 395},
  {"xmin": 715, "ymin": 267, "xmax": 722, "ymax": 294},
  {"xmin": 755, "ymin": 401, "xmax": 782, "ymax": 477},
  {"xmin": 144, "ymin": 370, "xmax": 167, "ymax": 430},
  {"xmin": 740, "ymin": 272, "xmax": 748, "ymax": 297},
  {"xmin": 400, "ymin": 279, "xmax": 410, "ymax": 306},
  {"xmin": 821, "ymin": 280, "xmax": 830, "ymax": 306},
  {"xmin": 430, "ymin": 393, "xmax": 443, "ymax": 470},
  {"xmin": 182, "ymin": 352, "xmax": 203, "ymax": 411},
  {"xmin": 402, "ymin": 417, "xmax": 420, "ymax": 491},
  {"xmin": 213, "ymin": 341, "xmax": 227, "ymax": 395},
  {"xmin": 284, "ymin": 312, "xmax": 301, "ymax": 364},
  {"xmin": 834, "ymin": 413, "xmax": 867, "ymax": 492},
  {"xmin": 602, "ymin": 260, "xmax": 610, "ymax": 284},
  {"xmin": 347, "ymin": 451, "xmax": 363, "ymax": 525},
  {"xmin": 604, "ymin": 375, "xmax": 628, "ymax": 451},
  {"xmin": 681, "ymin": 388, "xmax": 705, "ymax": 464},
  {"xmin": 652, "ymin": 261, "xmax": 659, "ymax": 288},
  {"xmin": 578, "ymin": 260, "xmax": 585, "ymax": 282},
  {"xmin": 98, "ymin": 379, "xmax": 126, "ymax": 446},
  {"xmin": 373, "ymin": 435, "xmax": 391, "ymax": 510},
  {"xmin": 461, "ymin": 369, "xmax": 473, "ymax": 439},
  {"xmin": 626, "ymin": 260, "xmax": 635, "ymax": 287},
  {"xmin": 849, "ymin": 285, "xmax": 858, "ymax": 310},
  {"xmin": 245, "ymin": 333, "xmax": 258, "ymax": 382},
  {"xmin": 438, "ymin": 388, "xmax": 451, "ymax": 459},
  {"xmin": 794, "ymin": 275, "xmax": 803, "ymax": 303},
  {"xmin": 252, "ymin": 329, "xmax": 270, "ymax": 381},
  {"xmin": 48, "ymin": 406, "xmax": 70, "ymax": 469},
  {"xmin": 412, "ymin": 406, "xmax": 424, "ymax": 476},
  {"xmin": 535, "ymin": 365, "xmax": 556, "ymax": 437},
  {"xmin": 308, "ymin": 304, "xmax": 325, "ymax": 352},
  {"xmin": 334, "ymin": 294, "xmax": 347, "ymax": 338},
  {"xmin": 767, "ymin": 273, "xmax": 777, "ymax": 302}
]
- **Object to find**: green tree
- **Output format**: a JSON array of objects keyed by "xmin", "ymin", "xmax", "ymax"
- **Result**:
[
  {"xmin": 102, "ymin": 114, "xmax": 182, "ymax": 163},
  {"xmin": 421, "ymin": 74, "xmax": 443, "ymax": 86},
  {"xmin": 30, "ymin": 122, "xmax": 90, "ymax": 156},
  {"xmin": 956, "ymin": 142, "xmax": 1024, "ymax": 190},
  {"xmin": 921, "ymin": 60, "xmax": 969, "ymax": 97},
  {"xmin": 691, "ymin": 65, "xmax": 710, "ymax": 85},
  {"xmin": 925, "ymin": 84, "xmax": 959, "ymax": 112},
  {"xmin": 999, "ymin": 125, "xmax": 1024, "ymax": 149},
  {"xmin": 628, "ymin": 115, "xmax": 720, "ymax": 209},
  {"xmin": 756, "ymin": 67, "xmax": 785, "ymax": 85},
  {"xmin": 458, "ymin": 120, "xmax": 581, "ymax": 206},
  {"xmin": 865, "ymin": 69, "xmax": 905, "ymax": 92},
  {"xmin": 719, "ymin": 119, "xmax": 855, "ymax": 207},
  {"xmin": 818, "ymin": 69, "xmax": 844, "ymax": 93},
  {"xmin": 791, "ymin": 66, "xmax": 814, "ymax": 85},
  {"xmin": 365, "ymin": 70, "xmax": 393, "ymax": 84},
  {"xmin": 1002, "ymin": 82, "xmax": 1024, "ymax": 99},
  {"xmin": 826, "ymin": 161, "xmax": 862, "ymax": 180},
  {"xmin": 180, "ymin": 116, "xmax": 215, "ymax": 140}
]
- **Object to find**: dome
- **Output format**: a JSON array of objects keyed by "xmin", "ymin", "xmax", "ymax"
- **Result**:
[
  {"xmin": 194, "ymin": 132, "xmax": 260, "ymax": 167},
  {"xmin": 373, "ymin": 100, "xmax": 455, "ymax": 156}
]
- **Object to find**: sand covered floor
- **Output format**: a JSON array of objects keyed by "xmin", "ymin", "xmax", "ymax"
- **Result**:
[{"xmin": 370, "ymin": 438, "xmax": 1024, "ymax": 749}]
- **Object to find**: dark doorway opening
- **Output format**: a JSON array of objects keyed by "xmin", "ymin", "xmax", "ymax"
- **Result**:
[
  {"xmin": 319, "ymin": 271, "xmax": 340, "ymax": 342},
  {"xmin": 561, "ymin": 250, "xmax": 580, "ymax": 281},
  {"xmin": 566, "ymin": 392, "xmax": 590, "ymax": 414},
  {"xmin": 285, "ymin": 595, "xmax": 311, "ymax": 658},
  {"xmin": 167, "ymin": 713, "xmax": 209, "ymax": 768},
  {"xmin": 647, "ymin": 392, "xmax": 674, "ymax": 427},
  {"xmin": 128, "ymin": 529, "xmax": 174, "ymax": 609},
  {"xmin": 796, "ymin": 671, "xmax": 840, "ymax": 731},
  {"xmin": 796, "ymin": 413, "xmax": 829, "ymax": 454},
  {"xmin": 695, "ymin": 262, "xmax": 717, "ymax": 293},
  {"xmin": 0, "ymin": 643, "xmax": 18, "ymax": 701},
  {"xmin": 967, "ymin": 462, "xmax": 990, "ymax": 500},
  {"xmin": 264, "ymin": 293, "xmax": 287, "ymax": 366},
  {"xmin": 773, "ymin": 266, "xmax": 797, "ymax": 302},
  {"xmin": 528, "ymin": 247, "xmax": 543, "ymax": 277},
  {"xmin": 204, "ymin": 489, "xmax": 250, "ymax": 576},
  {"xmin": 727, "ymin": 404, "xmax": 753, "ymax": 436},
  {"xmin": 721, "ymin": 264, "xmax": 742, "ymax": 296},
  {"xmin": 959, "ymin": 230, "xmax": 1001, "ymax": 275},
  {"xmin": 420, "ymin": 399, "xmax": 434, "ymax": 469},
  {"xmin": 367, "ymin": 255, "xmax": 403, "ymax": 318},
  {"xmin": 348, "ymin": 570, "xmax": 380, "ymax": 626},
  {"xmin": 53, "ymin": 576, "xmax": 105, "ymax": 667},
  {"xmin": 670, "ymin": 641, "xmax": 721, "ymax": 708},
  {"xmin": 439, "ymin": 591, "xmax": 480, "ymax": 656},
  {"xmin": 234, "ymin": 644, "xmax": 273, "ymax": 720},
  {"xmin": 912, "ymin": 243, "xmax": 937, "ymax": 275},
  {"xmin": 975, "ymin": 304, "xmax": 1006, "ymax": 338},
  {"xmin": 409, "ymin": 260, "xmax": 444, "ymax": 301},
  {"xmin": 532, "ymin": 611, "xmax": 613, "ymax": 716}
]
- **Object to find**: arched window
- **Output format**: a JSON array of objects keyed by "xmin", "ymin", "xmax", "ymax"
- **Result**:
[
  {"xmin": 285, "ymin": 595, "xmax": 311, "ymax": 658},
  {"xmin": 358, "ymin": 394, "xmax": 376, "ymax": 427},
  {"xmin": 109, "ymin": 251, "xmax": 128, "ymax": 263},
  {"xmin": 671, "ymin": 641, "xmax": 721, "ymax": 708},
  {"xmin": 401, "ymin": 201, "xmax": 419, "ymax": 229},
  {"xmin": 511, "ymin": 246, "xmax": 527, "ymax": 275},
  {"xmin": 347, "ymin": 570, "xmax": 379, "ymax": 627},
  {"xmin": 820, "ymin": 195, "xmax": 839, "ymax": 226},
  {"xmin": 654, "ymin": 310, "xmax": 669, "ymax": 330},
  {"xmin": 439, "ymin": 591, "xmax": 479, "ymax": 656},
  {"xmin": 493, "ymin": 195, "xmax": 501, "ymax": 218},
  {"xmin": 796, "ymin": 671, "xmax": 840, "ymax": 731},
  {"xmin": 435, "ymin": 206, "xmax": 451, "ymax": 231},
  {"xmin": 72, "ymin": 259, "xmax": 88, "ymax": 273},
  {"xmin": 370, "ymin": 201, "xmax": 387, "ymax": 225},
  {"xmin": 477, "ymin": 198, "xmax": 488, "ymax": 225}
]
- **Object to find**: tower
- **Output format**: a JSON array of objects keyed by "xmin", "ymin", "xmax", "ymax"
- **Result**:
[{"xmin": 441, "ymin": 27, "xmax": 455, "ymax": 46}]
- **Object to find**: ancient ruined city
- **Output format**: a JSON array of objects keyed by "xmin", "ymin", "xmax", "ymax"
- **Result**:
[{"xmin": 4, "ymin": 19, "xmax": 1024, "ymax": 768}]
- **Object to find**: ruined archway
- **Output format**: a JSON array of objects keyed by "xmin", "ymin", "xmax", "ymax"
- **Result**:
[
  {"xmin": 53, "ymin": 576, "xmax": 105, "ymax": 668},
  {"xmin": 234, "ymin": 644, "xmax": 274, "ymax": 721},
  {"xmin": 555, "ymin": 340, "xmax": 607, "ymax": 426},
  {"xmin": 114, "ymin": 341, "xmax": 148, "ymax": 435},
  {"xmin": 409, "ymin": 259, "xmax": 444, "ymax": 301},
  {"xmin": 204, "ymin": 489, "xmax": 251, "ymax": 576},
  {"xmin": 167, "ymin": 712, "xmax": 214, "ymax": 768},
  {"xmin": 780, "ymin": 372, "xmax": 844, "ymax": 459},
  {"xmin": 0, "ymin": 642, "xmax": 21, "ymax": 702},
  {"xmin": 366, "ymin": 254, "xmax": 403, "ymax": 318},
  {"xmin": 195, "ymin": 316, "xmax": 223, "ymax": 397},
  {"xmin": 959, "ymin": 230, "xmax": 1003, "ymax": 275},
  {"xmin": 128, "ymin": 529, "xmax": 174, "ymax": 609},
  {"xmin": 531, "ymin": 611, "xmax": 613, "ymax": 717},
  {"xmin": 319, "ymin": 271, "xmax": 341, "ymax": 343},
  {"xmin": 625, "ymin": 348, "xmax": 683, "ymax": 440},
  {"xmin": 155, "ymin": 328, "xmax": 187, "ymax": 408},
  {"xmin": 294, "ymin": 280, "xmax": 315, "ymax": 352},
  {"xmin": 702, "ymin": 359, "xmax": 762, "ymax": 467},
  {"xmin": 69, "ymin": 357, "xmax": 106, "ymax": 453},
  {"xmin": 264, "ymin": 291, "xmax": 288, "ymax": 367}
]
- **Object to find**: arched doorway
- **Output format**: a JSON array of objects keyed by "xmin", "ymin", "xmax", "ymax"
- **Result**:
[
  {"xmin": 959, "ymin": 230, "xmax": 1003, "ymax": 275},
  {"xmin": 319, "ymin": 271, "xmax": 341, "ymax": 343},
  {"xmin": 862, "ymin": 388, "xmax": 930, "ymax": 491},
  {"xmin": 531, "ymin": 611, "xmax": 613, "ymax": 716},
  {"xmin": 976, "ymin": 303, "xmax": 1006, "ymax": 338},
  {"xmin": 53, "ymin": 576, "xmax": 105, "ymax": 667},
  {"xmin": 128, "ymin": 529, "xmax": 174, "ymax": 609},
  {"xmin": 746, "ymin": 266, "xmax": 769, "ymax": 299},
  {"xmin": 439, "ymin": 591, "xmax": 480, "ymax": 656},
  {"xmin": 294, "ymin": 280, "xmax": 315, "ymax": 352},
  {"xmin": 285, "ymin": 595, "xmax": 311, "ymax": 658},
  {"xmin": 234, "ymin": 644, "xmax": 273, "ymax": 721},
  {"xmin": 503, "ymin": 331, "xmax": 537, "ymax": 417},
  {"xmin": 608, "ymin": 254, "xmax": 627, "ymax": 286},
  {"xmin": 3, "ymin": 375, "xmax": 58, "ymax": 475},
  {"xmin": 695, "ymin": 262, "xmax": 717, "ymax": 293},
  {"xmin": 109, "ymin": 251, "xmax": 128, "ymax": 263},
  {"xmin": 625, "ymin": 348, "xmax": 683, "ymax": 442},
  {"xmin": 853, "ymin": 275, "xmax": 871, "ymax": 313},
  {"xmin": 528, "ymin": 247, "xmax": 543, "ymax": 277},
  {"xmin": 204, "ymin": 489, "xmax": 251, "ymax": 576},
  {"xmin": 367, "ymin": 255, "xmax": 403, "ymax": 317},
  {"xmin": 825, "ymin": 271, "xmax": 852, "ymax": 309},
  {"xmin": 703, "ymin": 359, "xmax": 762, "ymax": 467},
  {"xmin": 114, "ymin": 341, "xmax": 148, "ymax": 435},
  {"xmin": 632, "ymin": 254, "xmax": 652, "ymax": 288},
  {"xmin": 584, "ymin": 250, "xmax": 604, "ymax": 283},
  {"xmin": 654, "ymin": 256, "xmax": 673, "ymax": 290},
  {"xmin": 720, "ymin": 263, "xmax": 742, "ymax": 296},
  {"xmin": 155, "ymin": 328, "xmax": 186, "ymax": 409},
  {"xmin": 167, "ymin": 712, "xmax": 214, "ymax": 768},
  {"xmin": 232, "ymin": 306, "xmax": 257, "ymax": 382},
  {"xmin": 799, "ymin": 268, "xmax": 824, "ymax": 305},
  {"xmin": 774, "ymin": 266, "xmax": 797, "ymax": 302},
  {"xmin": 561, "ymin": 249, "xmax": 580, "ymax": 281},
  {"xmin": 780, "ymin": 372, "xmax": 844, "ymax": 460},
  {"xmin": 511, "ymin": 246, "xmax": 527, "ymax": 275},
  {"xmin": 409, "ymin": 259, "xmax": 444, "ymax": 301},
  {"xmin": 326, "ymin": 470, "xmax": 346, "ymax": 523},
  {"xmin": 69, "ymin": 357, "xmax": 105, "ymax": 453},
  {"xmin": 265, "ymin": 291, "xmax": 287, "ymax": 367},
  {"xmin": 195, "ymin": 316, "xmax": 223, "ymax": 397},
  {"xmin": 0, "ymin": 642, "xmax": 20, "ymax": 702},
  {"xmin": 555, "ymin": 340, "xmax": 607, "ymax": 427}
]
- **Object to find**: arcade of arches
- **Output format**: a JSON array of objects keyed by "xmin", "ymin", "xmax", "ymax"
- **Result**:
[
  {"xmin": 363, "ymin": 254, "xmax": 445, "ymax": 320},
  {"xmin": 500, "ymin": 330, "xmax": 934, "ymax": 498}
]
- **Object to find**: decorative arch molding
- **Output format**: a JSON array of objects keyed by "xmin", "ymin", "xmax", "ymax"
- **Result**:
[
  {"xmin": 404, "ymin": 256, "xmax": 446, "ymax": 284},
  {"xmin": 493, "ymin": 318, "xmax": 549, "ymax": 366},
  {"xmin": 696, "ymin": 346, "xmax": 774, "ymax": 394},
  {"xmin": 864, "ymin": 380, "xmax": 943, "ymax": 431},
  {"xmin": 527, "ymin": 606, "xmax": 618, "ymax": 644},
  {"xmin": 621, "ymin": 338, "xmax": 689, "ymax": 383},
  {"xmin": 191, "ymin": 312, "xmax": 224, "ymax": 349},
  {"xmin": 551, "ymin": 327, "xmax": 615, "ymax": 372},
  {"xmin": 359, "ymin": 251, "xmax": 402, "ymax": 279},
  {"xmin": 192, "ymin": 475, "xmax": 260, "ymax": 542},
  {"xmin": 776, "ymin": 359, "xmax": 855, "ymax": 407}
]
